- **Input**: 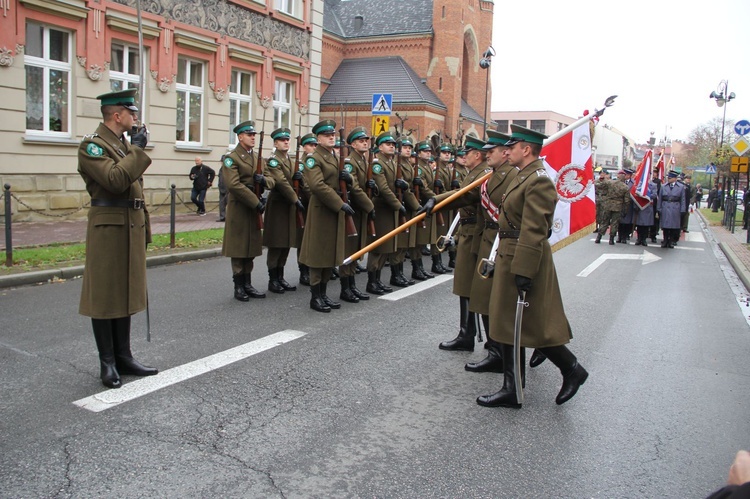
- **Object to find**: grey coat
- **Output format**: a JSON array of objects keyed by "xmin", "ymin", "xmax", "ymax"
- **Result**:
[{"xmin": 658, "ymin": 181, "xmax": 687, "ymax": 229}]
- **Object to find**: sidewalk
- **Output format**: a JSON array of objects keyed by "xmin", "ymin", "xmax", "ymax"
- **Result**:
[{"xmin": 698, "ymin": 211, "xmax": 750, "ymax": 292}]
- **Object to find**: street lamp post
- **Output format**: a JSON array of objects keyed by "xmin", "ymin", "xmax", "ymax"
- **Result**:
[
  {"xmin": 479, "ymin": 46, "xmax": 495, "ymax": 141},
  {"xmin": 709, "ymin": 80, "xmax": 736, "ymax": 218}
]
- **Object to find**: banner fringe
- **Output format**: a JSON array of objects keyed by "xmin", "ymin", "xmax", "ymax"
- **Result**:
[{"xmin": 551, "ymin": 223, "xmax": 596, "ymax": 253}]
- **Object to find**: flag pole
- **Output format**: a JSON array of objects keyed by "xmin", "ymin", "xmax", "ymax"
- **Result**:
[
  {"xmin": 136, "ymin": 0, "xmax": 145, "ymax": 120},
  {"xmin": 343, "ymin": 96, "xmax": 617, "ymax": 265}
]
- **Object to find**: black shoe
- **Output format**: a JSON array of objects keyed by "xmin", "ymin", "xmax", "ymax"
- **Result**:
[
  {"xmin": 431, "ymin": 255, "xmax": 446, "ymax": 274},
  {"xmin": 595, "ymin": 234, "xmax": 602, "ymax": 244},
  {"xmin": 476, "ymin": 389, "xmax": 522, "ymax": 408},
  {"xmin": 116, "ymin": 356, "xmax": 158, "ymax": 376},
  {"xmin": 419, "ymin": 260, "xmax": 435, "ymax": 279},
  {"xmin": 529, "ymin": 349, "xmax": 546, "ymax": 368},
  {"xmin": 216, "ymin": 217, "xmax": 225, "ymax": 222},
  {"xmin": 439, "ymin": 334, "xmax": 474, "ymax": 352},
  {"xmin": 421, "ymin": 247, "xmax": 431, "ymax": 256},
  {"xmin": 366, "ymin": 272, "xmax": 386, "ymax": 295},
  {"xmin": 339, "ymin": 277, "xmax": 359, "ymax": 303},
  {"xmin": 411, "ymin": 263, "xmax": 429, "ymax": 281},
  {"xmin": 244, "ymin": 277, "xmax": 266, "ymax": 299},
  {"xmin": 448, "ymin": 254, "xmax": 456, "ymax": 268},
  {"xmin": 320, "ymin": 283, "xmax": 340, "ymax": 309},
  {"xmin": 375, "ymin": 270, "xmax": 393, "ymax": 293},
  {"xmin": 310, "ymin": 284, "xmax": 331, "ymax": 313},
  {"xmin": 268, "ymin": 268, "xmax": 285, "ymax": 294},
  {"xmin": 389, "ymin": 270, "xmax": 410, "ymax": 288},
  {"xmin": 233, "ymin": 275, "xmax": 250, "ymax": 301},
  {"xmin": 556, "ymin": 362, "xmax": 589, "ymax": 405},
  {"xmin": 465, "ymin": 347, "xmax": 503, "ymax": 373},
  {"xmin": 349, "ymin": 276, "xmax": 369, "ymax": 301}
]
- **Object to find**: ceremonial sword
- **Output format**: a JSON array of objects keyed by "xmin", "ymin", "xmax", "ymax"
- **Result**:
[{"xmin": 514, "ymin": 290, "xmax": 528, "ymax": 405}]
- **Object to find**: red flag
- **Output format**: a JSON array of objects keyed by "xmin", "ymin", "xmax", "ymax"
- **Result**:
[
  {"xmin": 655, "ymin": 152, "xmax": 665, "ymax": 183},
  {"xmin": 630, "ymin": 150, "xmax": 653, "ymax": 210}
]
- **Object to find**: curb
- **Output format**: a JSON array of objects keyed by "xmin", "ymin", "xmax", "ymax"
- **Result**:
[
  {"xmin": 719, "ymin": 241, "xmax": 750, "ymax": 292},
  {"xmin": 0, "ymin": 248, "xmax": 222, "ymax": 289}
]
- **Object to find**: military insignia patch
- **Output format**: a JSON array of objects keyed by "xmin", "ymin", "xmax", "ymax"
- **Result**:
[
  {"xmin": 344, "ymin": 163, "xmax": 353, "ymax": 173},
  {"xmin": 268, "ymin": 158, "xmax": 279, "ymax": 168},
  {"xmin": 86, "ymin": 143, "xmax": 103, "ymax": 157},
  {"xmin": 305, "ymin": 157, "xmax": 316, "ymax": 168},
  {"xmin": 418, "ymin": 168, "xmax": 422, "ymax": 176},
  {"xmin": 298, "ymin": 163, "xmax": 305, "ymax": 172},
  {"xmin": 372, "ymin": 163, "xmax": 383, "ymax": 175},
  {"xmin": 536, "ymin": 170, "xmax": 548, "ymax": 177},
  {"xmin": 224, "ymin": 157, "xmax": 234, "ymax": 168}
]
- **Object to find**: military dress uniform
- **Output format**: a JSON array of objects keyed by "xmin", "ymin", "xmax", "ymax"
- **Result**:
[
  {"xmin": 263, "ymin": 127, "xmax": 304, "ymax": 293},
  {"xmin": 431, "ymin": 147, "xmax": 454, "ymax": 273},
  {"xmin": 222, "ymin": 120, "xmax": 276, "ymax": 301},
  {"xmin": 658, "ymin": 172, "xmax": 687, "ymax": 248},
  {"xmin": 78, "ymin": 88, "xmax": 158, "ymax": 389},
  {"xmin": 618, "ymin": 170, "xmax": 636, "ymax": 242},
  {"xmin": 412, "ymin": 141, "xmax": 438, "ymax": 280},
  {"xmin": 479, "ymin": 125, "xmax": 588, "ymax": 409},
  {"xmin": 296, "ymin": 133, "xmax": 316, "ymax": 286},
  {"xmin": 633, "ymin": 180, "xmax": 657, "ymax": 246},
  {"xmin": 389, "ymin": 138, "xmax": 421, "ymax": 288}
]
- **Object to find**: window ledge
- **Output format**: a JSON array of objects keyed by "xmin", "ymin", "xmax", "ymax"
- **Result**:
[
  {"xmin": 174, "ymin": 144, "xmax": 213, "ymax": 153},
  {"xmin": 23, "ymin": 135, "xmax": 79, "ymax": 146}
]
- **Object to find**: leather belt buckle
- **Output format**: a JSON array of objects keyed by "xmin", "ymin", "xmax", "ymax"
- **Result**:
[{"xmin": 133, "ymin": 198, "xmax": 144, "ymax": 210}]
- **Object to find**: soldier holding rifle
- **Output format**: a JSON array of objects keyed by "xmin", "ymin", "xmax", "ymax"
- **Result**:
[
  {"xmin": 411, "ymin": 141, "xmax": 437, "ymax": 280},
  {"xmin": 296, "ymin": 133, "xmax": 317, "ymax": 286},
  {"xmin": 431, "ymin": 144, "xmax": 454, "ymax": 274},
  {"xmin": 388, "ymin": 137, "xmax": 421, "ymax": 288}
]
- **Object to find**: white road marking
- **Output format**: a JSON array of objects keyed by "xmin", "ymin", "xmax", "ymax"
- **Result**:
[
  {"xmin": 683, "ymin": 232, "xmax": 706, "ymax": 243},
  {"xmin": 73, "ymin": 330, "xmax": 306, "ymax": 413},
  {"xmin": 577, "ymin": 250, "xmax": 661, "ymax": 277},
  {"xmin": 379, "ymin": 274, "xmax": 453, "ymax": 301}
]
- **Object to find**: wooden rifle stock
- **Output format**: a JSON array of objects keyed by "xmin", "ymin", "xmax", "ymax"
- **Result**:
[
  {"xmin": 339, "ymin": 128, "xmax": 358, "ymax": 237},
  {"xmin": 366, "ymin": 143, "xmax": 377, "ymax": 237},
  {"xmin": 293, "ymin": 135, "xmax": 305, "ymax": 229},
  {"xmin": 413, "ymin": 180, "xmax": 426, "ymax": 228},
  {"xmin": 255, "ymin": 131, "xmax": 265, "ymax": 230},
  {"xmin": 395, "ymin": 143, "xmax": 408, "ymax": 231}
]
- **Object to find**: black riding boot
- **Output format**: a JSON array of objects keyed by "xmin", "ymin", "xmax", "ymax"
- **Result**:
[
  {"xmin": 92, "ymin": 319, "xmax": 121, "ymax": 389},
  {"xmin": 277, "ymin": 267, "xmax": 296, "ymax": 291},
  {"xmin": 349, "ymin": 275, "xmax": 369, "ymax": 300},
  {"xmin": 465, "ymin": 338, "xmax": 504, "ymax": 372},
  {"xmin": 320, "ymin": 282, "xmax": 341, "ymax": 309},
  {"xmin": 268, "ymin": 268, "xmax": 285, "ymax": 294},
  {"xmin": 244, "ymin": 274, "xmax": 266, "ymax": 298},
  {"xmin": 310, "ymin": 283, "xmax": 331, "ymax": 313},
  {"xmin": 376, "ymin": 270, "xmax": 393, "ymax": 292},
  {"xmin": 529, "ymin": 349, "xmax": 547, "ymax": 368},
  {"xmin": 233, "ymin": 274, "xmax": 250, "ymax": 301},
  {"xmin": 538, "ymin": 345, "xmax": 588, "ymax": 405},
  {"xmin": 476, "ymin": 344, "xmax": 522, "ymax": 408},
  {"xmin": 299, "ymin": 264, "xmax": 310, "ymax": 286},
  {"xmin": 366, "ymin": 271, "xmax": 385, "ymax": 295},
  {"xmin": 431, "ymin": 254, "xmax": 446, "ymax": 274},
  {"xmin": 112, "ymin": 317, "xmax": 158, "ymax": 377},
  {"xmin": 339, "ymin": 275, "xmax": 360, "ymax": 303},
  {"xmin": 439, "ymin": 297, "xmax": 475, "ymax": 351}
]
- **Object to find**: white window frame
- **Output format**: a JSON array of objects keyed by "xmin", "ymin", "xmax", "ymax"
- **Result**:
[
  {"xmin": 109, "ymin": 42, "xmax": 147, "ymax": 123},
  {"xmin": 228, "ymin": 69, "xmax": 255, "ymax": 146},
  {"xmin": 176, "ymin": 57, "xmax": 205, "ymax": 146},
  {"xmin": 273, "ymin": 79, "xmax": 293, "ymax": 130},
  {"xmin": 275, "ymin": 0, "xmax": 301, "ymax": 18},
  {"xmin": 24, "ymin": 23, "xmax": 72, "ymax": 137}
]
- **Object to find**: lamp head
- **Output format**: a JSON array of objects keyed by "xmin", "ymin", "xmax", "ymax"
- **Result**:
[{"xmin": 479, "ymin": 58, "xmax": 491, "ymax": 69}]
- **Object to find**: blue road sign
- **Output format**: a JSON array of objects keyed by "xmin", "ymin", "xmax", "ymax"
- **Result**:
[
  {"xmin": 735, "ymin": 120, "xmax": 750, "ymax": 136},
  {"xmin": 706, "ymin": 164, "xmax": 717, "ymax": 174},
  {"xmin": 372, "ymin": 94, "xmax": 393, "ymax": 115}
]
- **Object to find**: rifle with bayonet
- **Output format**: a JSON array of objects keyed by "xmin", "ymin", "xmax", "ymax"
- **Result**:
[
  {"xmin": 293, "ymin": 133, "xmax": 305, "ymax": 229},
  {"xmin": 254, "ymin": 131, "xmax": 265, "ymax": 230},
  {"xmin": 366, "ymin": 139, "xmax": 377, "ymax": 237},
  {"xmin": 339, "ymin": 128, "xmax": 358, "ymax": 237},
  {"xmin": 395, "ymin": 141, "xmax": 408, "ymax": 230}
]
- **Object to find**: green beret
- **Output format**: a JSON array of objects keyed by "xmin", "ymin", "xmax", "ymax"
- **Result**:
[
  {"xmin": 483, "ymin": 130, "xmax": 511, "ymax": 149},
  {"xmin": 300, "ymin": 133, "xmax": 317, "ymax": 146},
  {"xmin": 375, "ymin": 131, "xmax": 396, "ymax": 146},
  {"xmin": 347, "ymin": 126, "xmax": 368, "ymax": 144},
  {"xmin": 505, "ymin": 124, "xmax": 547, "ymax": 146},
  {"xmin": 233, "ymin": 120, "xmax": 256, "ymax": 135},
  {"xmin": 416, "ymin": 140, "xmax": 431, "ymax": 152},
  {"xmin": 312, "ymin": 119, "xmax": 336, "ymax": 135},
  {"xmin": 97, "ymin": 88, "xmax": 138, "ymax": 111},
  {"xmin": 271, "ymin": 127, "xmax": 291, "ymax": 140},
  {"xmin": 463, "ymin": 136, "xmax": 486, "ymax": 151}
]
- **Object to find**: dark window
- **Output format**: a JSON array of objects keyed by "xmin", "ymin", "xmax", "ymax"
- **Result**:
[
  {"xmin": 530, "ymin": 120, "xmax": 545, "ymax": 133},
  {"xmin": 496, "ymin": 120, "xmax": 509, "ymax": 133},
  {"xmin": 512, "ymin": 119, "xmax": 527, "ymax": 128}
]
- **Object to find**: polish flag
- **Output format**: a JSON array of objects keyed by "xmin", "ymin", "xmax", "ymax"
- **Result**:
[
  {"xmin": 541, "ymin": 120, "xmax": 596, "ymax": 248},
  {"xmin": 630, "ymin": 150, "xmax": 653, "ymax": 210}
]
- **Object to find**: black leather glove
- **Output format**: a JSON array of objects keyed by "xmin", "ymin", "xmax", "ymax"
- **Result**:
[
  {"xmin": 416, "ymin": 197, "xmax": 436, "ymax": 216},
  {"xmin": 339, "ymin": 170, "xmax": 353, "ymax": 187},
  {"xmin": 412, "ymin": 177, "xmax": 424, "ymax": 187},
  {"xmin": 256, "ymin": 197, "xmax": 267, "ymax": 214},
  {"xmin": 366, "ymin": 179, "xmax": 377, "ymax": 191},
  {"xmin": 292, "ymin": 170, "xmax": 303, "ymax": 181},
  {"xmin": 395, "ymin": 178, "xmax": 409, "ymax": 191},
  {"xmin": 368, "ymin": 209, "xmax": 376, "ymax": 220},
  {"xmin": 254, "ymin": 173, "xmax": 266, "ymax": 187},
  {"xmin": 515, "ymin": 274, "xmax": 532, "ymax": 293},
  {"xmin": 340, "ymin": 203, "xmax": 355, "ymax": 216},
  {"xmin": 451, "ymin": 179, "xmax": 461, "ymax": 189},
  {"xmin": 130, "ymin": 126, "xmax": 148, "ymax": 149},
  {"xmin": 399, "ymin": 204, "xmax": 407, "ymax": 215},
  {"xmin": 434, "ymin": 179, "xmax": 444, "ymax": 190},
  {"xmin": 295, "ymin": 199, "xmax": 305, "ymax": 212}
]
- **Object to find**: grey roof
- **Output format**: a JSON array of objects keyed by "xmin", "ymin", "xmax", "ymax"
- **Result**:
[
  {"xmin": 324, "ymin": 0, "xmax": 433, "ymax": 39},
  {"xmin": 461, "ymin": 99, "xmax": 487, "ymax": 124},
  {"xmin": 321, "ymin": 57, "xmax": 446, "ymax": 110}
]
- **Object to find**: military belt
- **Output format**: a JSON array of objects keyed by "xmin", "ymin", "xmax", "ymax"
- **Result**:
[
  {"xmin": 484, "ymin": 220, "xmax": 500, "ymax": 230},
  {"xmin": 459, "ymin": 216, "xmax": 477, "ymax": 226},
  {"xmin": 663, "ymin": 196, "xmax": 681, "ymax": 202},
  {"xmin": 498, "ymin": 230, "xmax": 520, "ymax": 239},
  {"xmin": 91, "ymin": 198, "xmax": 145, "ymax": 210}
]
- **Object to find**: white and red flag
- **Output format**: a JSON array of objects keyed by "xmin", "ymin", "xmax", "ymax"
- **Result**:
[
  {"xmin": 630, "ymin": 149, "xmax": 653, "ymax": 210},
  {"xmin": 541, "ymin": 120, "xmax": 596, "ymax": 248},
  {"xmin": 655, "ymin": 151, "xmax": 665, "ymax": 183}
]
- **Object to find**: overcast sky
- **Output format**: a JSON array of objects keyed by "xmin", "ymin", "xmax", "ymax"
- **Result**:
[{"xmin": 490, "ymin": 0, "xmax": 749, "ymax": 144}]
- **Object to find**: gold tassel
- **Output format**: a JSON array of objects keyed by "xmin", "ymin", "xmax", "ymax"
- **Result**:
[{"xmin": 551, "ymin": 223, "xmax": 597, "ymax": 253}]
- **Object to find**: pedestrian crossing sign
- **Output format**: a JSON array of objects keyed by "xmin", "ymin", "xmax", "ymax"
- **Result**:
[
  {"xmin": 705, "ymin": 164, "xmax": 717, "ymax": 174},
  {"xmin": 372, "ymin": 94, "xmax": 393, "ymax": 115}
]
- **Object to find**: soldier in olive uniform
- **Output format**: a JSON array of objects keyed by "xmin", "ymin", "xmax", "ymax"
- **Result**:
[
  {"xmin": 446, "ymin": 148, "xmax": 467, "ymax": 268},
  {"xmin": 658, "ymin": 170, "xmax": 687, "ymax": 248},
  {"xmin": 365, "ymin": 131, "xmax": 405, "ymax": 294},
  {"xmin": 388, "ymin": 137, "xmax": 421, "ymax": 287},
  {"xmin": 222, "ymin": 121, "xmax": 275, "ymax": 301},
  {"xmin": 299, "ymin": 120, "xmax": 354, "ymax": 312},
  {"xmin": 410, "ymin": 141, "xmax": 437, "ymax": 280},
  {"xmin": 594, "ymin": 167, "xmax": 609, "ymax": 235},
  {"xmin": 78, "ymin": 89, "xmax": 158, "ymax": 389},
  {"xmin": 478, "ymin": 125, "xmax": 588, "ymax": 409},
  {"xmin": 263, "ymin": 127, "xmax": 306, "ymax": 293},
  {"xmin": 296, "ymin": 133, "xmax": 317, "ymax": 286},
  {"xmin": 431, "ymin": 144, "xmax": 454, "ymax": 274},
  {"xmin": 339, "ymin": 126, "xmax": 376, "ymax": 303},
  {"xmin": 597, "ymin": 170, "xmax": 630, "ymax": 245}
]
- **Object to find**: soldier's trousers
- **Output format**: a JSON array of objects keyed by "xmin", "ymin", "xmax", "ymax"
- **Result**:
[
  {"xmin": 267, "ymin": 247, "xmax": 290, "ymax": 268},
  {"xmin": 309, "ymin": 267, "xmax": 333, "ymax": 287},
  {"xmin": 389, "ymin": 249, "xmax": 407, "ymax": 266},
  {"xmin": 599, "ymin": 211, "xmax": 620, "ymax": 236},
  {"xmin": 231, "ymin": 257, "xmax": 254, "ymax": 276},
  {"xmin": 339, "ymin": 262, "xmax": 357, "ymax": 278},
  {"xmin": 367, "ymin": 252, "xmax": 390, "ymax": 272},
  {"xmin": 649, "ymin": 213, "xmax": 661, "ymax": 238}
]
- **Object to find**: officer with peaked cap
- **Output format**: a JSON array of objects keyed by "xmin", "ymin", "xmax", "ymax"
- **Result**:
[
  {"xmin": 479, "ymin": 125, "xmax": 588, "ymax": 409},
  {"xmin": 618, "ymin": 168, "xmax": 636, "ymax": 242},
  {"xmin": 263, "ymin": 127, "xmax": 306, "ymax": 293},
  {"xmin": 78, "ymin": 88, "xmax": 157, "ymax": 389},
  {"xmin": 389, "ymin": 136, "xmax": 421, "ymax": 288},
  {"xmin": 658, "ymin": 170, "xmax": 687, "ymax": 248},
  {"xmin": 410, "ymin": 140, "xmax": 438, "ymax": 280},
  {"xmin": 295, "ymin": 133, "xmax": 317, "ymax": 286},
  {"xmin": 222, "ymin": 120, "xmax": 276, "ymax": 301},
  {"xmin": 431, "ymin": 143, "xmax": 454, "ymax": 274}
]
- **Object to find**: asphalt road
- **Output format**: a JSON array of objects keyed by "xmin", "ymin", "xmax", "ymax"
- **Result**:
[{"xmin": 1, "ymin": 217, "xmax": 749, "ymax": 498}]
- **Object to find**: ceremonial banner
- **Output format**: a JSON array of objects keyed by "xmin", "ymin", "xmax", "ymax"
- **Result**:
[
  {"xmin": 542, "ymin": 121, "xmax": 596, "ymax": 248},
  {"xmin": 655, "ymin": 152, "xmax": 665, "ymax": 183},
  {"xmin": 630, "ymin": 149, "xmax": 653, "ymax": 210}
]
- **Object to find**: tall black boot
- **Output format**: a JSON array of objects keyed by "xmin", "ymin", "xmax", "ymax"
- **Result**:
[
  {"xmin": 389, "ymin": 263, "xmax": 409, "ymax": 287},
  {"xmin": 448, "ymin": 250, "xmax": 456, "ymax": 268},
  {"xmin": 112, "ymin": 317, "xmax": 158, "ymax": 376},
  {"xmin": 92, "ymin": 319, "xmax": 121, "ymax": 389},
  {"xmin": 538, "ymin": 345, "xmax": 588, "ymax": 405},
  {"xmin": 595, "ymin": 233, "xmax": 602, "ymax": 244},
  {"xmin": 310, "ymin": 283, "xmax": 330, "ymax": 313},
  {"xmin": 439, "ymin": 297, "xmax": 475, "ymax": 351},
  {"xmin": 419, "ymin": 259, "xmax": 435, "ymax": 278},
  {"xmin": 349, "ymin": 275, "xmax": 369, "ymax": 301},
  {"xmin": 339, "ymin": 274, "xmax": 359, "ymax": 303},
  {"xmin": 277, "ymin": 266, "xmax": 296, "ymax": 291},
  {"xmin": 366, "ymin": 271, "xmax": 385, "ymax": 295},
  {"xmin": 320, "ymin": 282, "xmax": 341, "ymax": 309},
  {"xmin": 476, "ymin": 343, "xmax": 521, "ymax": 408},
  {"xmin": 299, "ymin": 264, "xmax": 310, "ymax": 286},
  {"xmin": 437, "ymin": 252, "xmax": 452, "ymax": 273},
  {"xmin": 431, "ymin": 254, "xmax": 446, "ymax": 274},
  {"xmin": 233, "ymin": 274, "xmax": 250, "ymax": 302},
  {"xmin": 376, "ymin": 269, "xmax": 393, "ymax": 293},
  {"xmin": 465, "ymin": 339, "xmax": 504, "ymax": 372},
  {"xmin": 268, "ymin": 268, "xmax": 285, "ymax": 294},
  {"xmin": 529, "ymin": 349, "xmax": 546, "ymax": 368},
  {"xmin": 244, "ymin": 274, "xmax": 266, "ymax": 298},
  {"xmin": 400, "ymin": 263, "xmax": 415, "ymax": 285},
  {"xmin": 411, "ymin": 260, "xmax": 428, "ymax": 281}
]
